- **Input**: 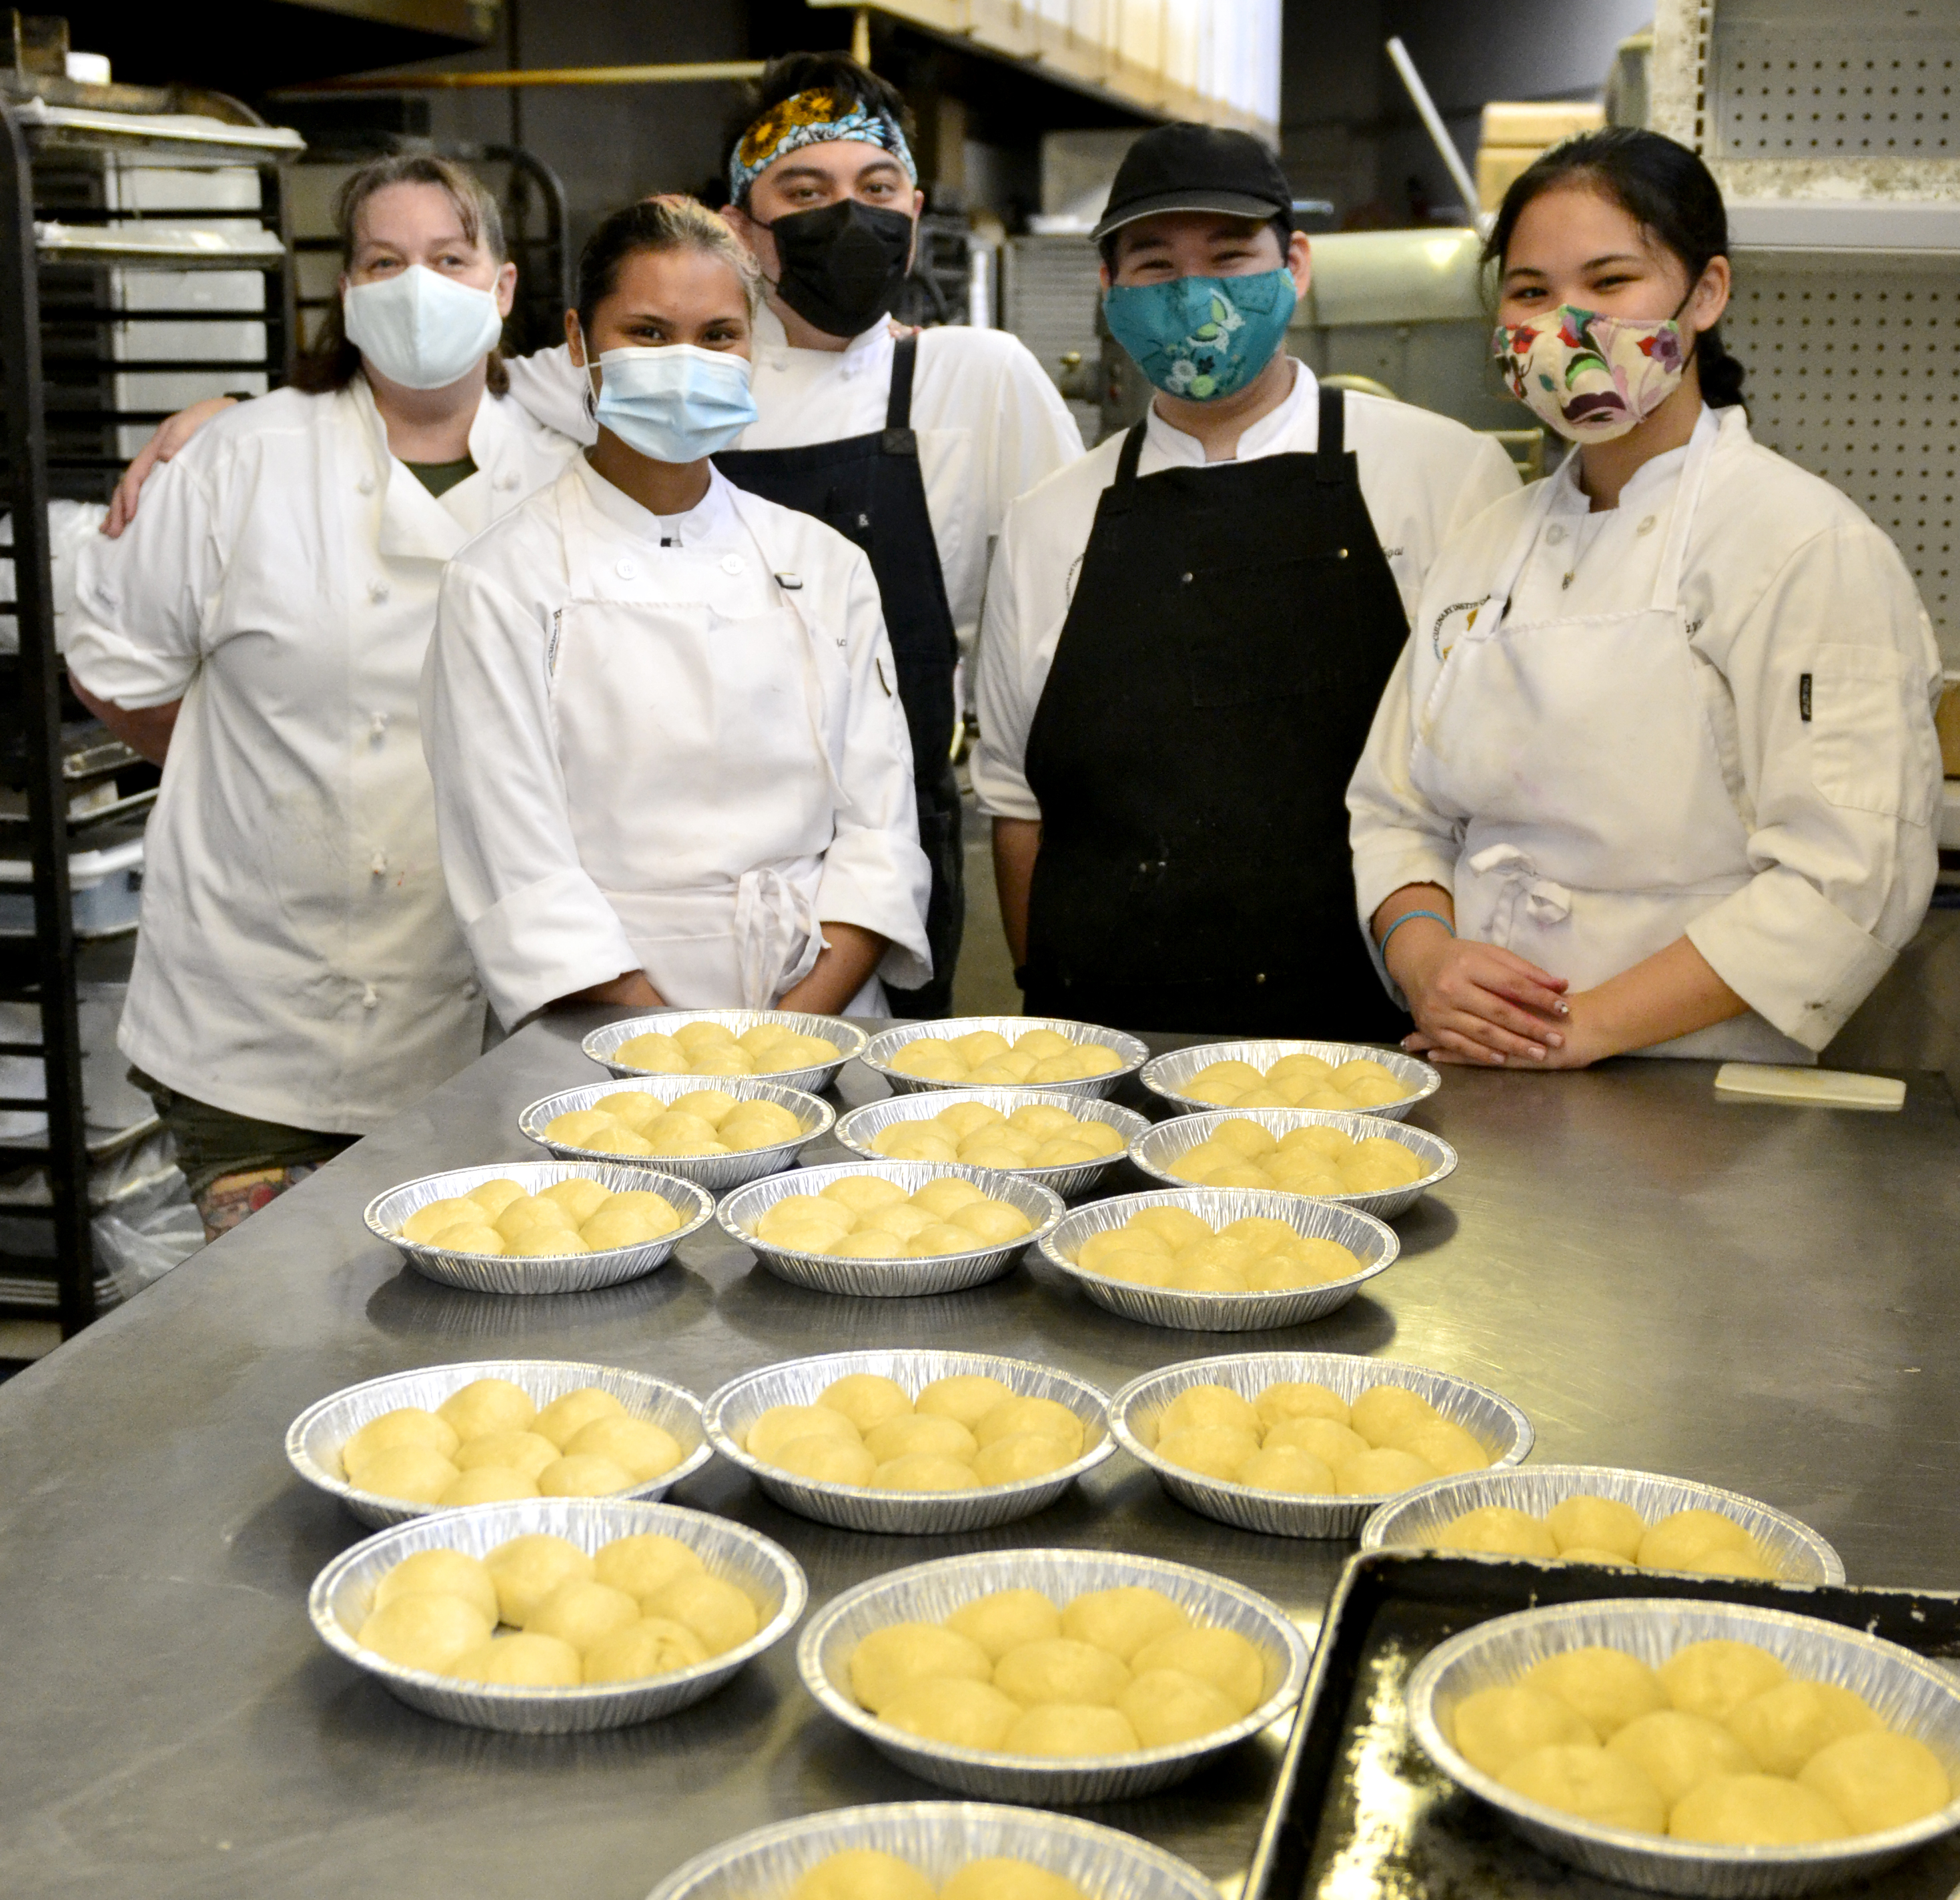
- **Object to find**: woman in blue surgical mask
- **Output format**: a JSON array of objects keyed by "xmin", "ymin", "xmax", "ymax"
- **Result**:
[
  {"xmin": 422, "ymin": 196, "xmax": 931, "ymax": 1025},
  {"xmin": 63, "ymin": 155, "xmax": 580, "ymax": 1239}
]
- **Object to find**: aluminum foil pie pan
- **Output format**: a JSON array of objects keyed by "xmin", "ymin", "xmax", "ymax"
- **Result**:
[
  {"xmin": 582, "ymin": 1009, "xmax": 867, "ymax": 1095},
  {"xmin": 797, "ymin": 1546, "xmax": 1313, "ymax": 1803},
  {"xmin": 860, "ymin": 1016, "xmax": 1150, "ymax": 1100},
  {"xmin": 1139, "ymin": 1039, "xmax": 1440, "ymax": 1121},
  {"xmin": 1111, "ymin": 1351, "xmax": 1534, "ymax": 1538},
  {"xmin": 702, "ymin": 1348, "xmax": 1113, "ymax": 1534}
]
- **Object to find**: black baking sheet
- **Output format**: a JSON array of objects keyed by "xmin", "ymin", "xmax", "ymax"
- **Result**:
[{"xmin": 1244, "ymin": 1551, "xmax": 1960, "ymax": 1899}]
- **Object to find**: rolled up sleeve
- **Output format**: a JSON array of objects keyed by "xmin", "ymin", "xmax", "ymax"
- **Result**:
[
  {"xmin": 814, "ymin": 550, "xmax": 933, "ymax": 990},
  {"xmin": 422, "ymin": 562, "xmax": 637, "ymax": 1027},
  {"xmin": 1683, "ymin": 522, "xmax": 1942, "ymax": 1049}
]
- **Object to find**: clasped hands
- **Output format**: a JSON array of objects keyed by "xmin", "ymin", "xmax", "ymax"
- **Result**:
[{"xmin": 1384, "ymin": 915, "xmax": 1603, "ymax": 1069}]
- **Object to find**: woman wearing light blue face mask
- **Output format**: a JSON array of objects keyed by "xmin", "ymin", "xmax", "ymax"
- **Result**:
[
  {"xmin": 62, "ymin": 155, "xmax": 578, "ymax": 1238},
  {"xmin": 422, "ymin": 196, "xmax": 931, "ymax": 1027},
  {"xmin": 1351, "ymin": 129, "xmax": 1941, "ymax": 1070}
]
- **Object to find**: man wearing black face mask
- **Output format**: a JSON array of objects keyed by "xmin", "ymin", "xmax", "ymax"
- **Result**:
[{"xmin": 502, "ymin": 53, "xmax": 1084, "ymax": 1019}]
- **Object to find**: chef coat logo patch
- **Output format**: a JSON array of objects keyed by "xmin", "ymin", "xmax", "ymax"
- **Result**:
[{"xmin": 1431, "ymin": 596, "xmax": 1494, "ymax": 661}]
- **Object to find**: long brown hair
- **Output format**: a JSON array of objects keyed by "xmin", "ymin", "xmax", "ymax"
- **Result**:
[{"xmin": 292, "ymin": 154, "xmax": 511, "ymax": 396}]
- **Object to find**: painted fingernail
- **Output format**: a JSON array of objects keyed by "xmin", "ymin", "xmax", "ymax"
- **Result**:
[
  {"xmin": 1490, "ymin": 1051, "xmax": 1505, "ymax": 1065},
  {"xmin": 1546, "ymin": 1032, "xmax": 1563, "ymax": 1049},
  {"xmin": 1556, "ymin": 1001, "xmax": 1570, "ymax": 1016},
  {"xmin": 1528, "ymin": 1046, "xmax": 1546, "ymax": 1060}
]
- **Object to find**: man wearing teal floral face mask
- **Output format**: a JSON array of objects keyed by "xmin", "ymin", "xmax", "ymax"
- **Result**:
[{"xmin": 975, "ymin": 123, "xmax": 1519, "ymax": 1037}]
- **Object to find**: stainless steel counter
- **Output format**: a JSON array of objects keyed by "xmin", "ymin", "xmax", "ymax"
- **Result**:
[{"xmin": 2, "ymin": 1016, "xmax": 1956, "ymax": 1899}]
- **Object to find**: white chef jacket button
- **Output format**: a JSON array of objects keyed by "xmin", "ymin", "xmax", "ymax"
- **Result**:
[
  {"xmin": 1637, "ymin": 515, "xmax": 1657, "ymax": 536},
  {"xmin": 615, "ymin": 558, "xmax": 636, "ymax": 579},
  {"xmin": 369, "ymin": 850, "xmax": 388, "ymax": 875},
  {"xmin": 368, "ymin": 580, "xmax": 390, "ymax": 604},
  {"xmin": 720, "ymin": 554, "xmax": 744, "ymax": 576},
  {"xmin": 495, "ymin": 471, "xmax": 519, "ymax": 490},
  {"xmin": 1545, "ymin": 524, "xmax": 1566, "ymax": 545},
  {"xmin": 462, "ymin": 980, "xmax": 480, "ymax": 1000},
  {"xmin": 362, "ymin": 983, "xmax": 379, "ymax": 1009},
  {"xmin": 370, "ymin": 710, "xmax": 389, "ymax": 738},
  {"xmin": 356, "ymin": 474, "xmax": 376, "ymax": 496},
  {"xmin": 1179, "ymin": 571, "xmax": 1193, "ymax": 585}
]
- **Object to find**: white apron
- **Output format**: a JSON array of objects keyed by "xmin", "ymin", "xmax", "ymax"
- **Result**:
[
  {"xmin": 1409, "ymin": 410, "xmax": 1806, "ymax": 1062},
  {"xmin": 551, "ymin": 476, "xmax": 881, "ymax": 1013}
]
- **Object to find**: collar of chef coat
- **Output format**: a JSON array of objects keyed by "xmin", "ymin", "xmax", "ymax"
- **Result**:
[
  {"xmin": 571, "ymin": 448, "xmax": 744, "ymax": 552},
  {"xmin": 350, "ymin": 373, "xmax": 533, "ymax": 565},
  {"xmin": 748, "ymin": 299, "xmax": 893, "ymax": 384},
  {"xmin": 1542, "ymin": 412, "xmax": 1704, "ymax": 523},
  {"xmin": 1140, "ymin": 355, "xmax": 1317, "ymax": 468}
]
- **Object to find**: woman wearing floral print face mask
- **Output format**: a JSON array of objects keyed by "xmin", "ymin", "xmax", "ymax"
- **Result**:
[{"xmin": 1349, "ymin": 129, "xmax": 1943, "ymax": 1069}]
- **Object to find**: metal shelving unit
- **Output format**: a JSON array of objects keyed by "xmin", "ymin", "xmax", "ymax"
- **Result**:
[{"xmin": 0, "ymin": 69, "xmax": 301, "ymax": 1334}]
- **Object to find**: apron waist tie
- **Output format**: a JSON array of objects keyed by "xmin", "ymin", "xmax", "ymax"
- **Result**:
[
  {"xmin": 734, "ymin": 862, "xmax": 825, "ymax": 1008},
  {"xmin": 1466, "ymin": 842, "xmax": 1573, "ymax": 943}
]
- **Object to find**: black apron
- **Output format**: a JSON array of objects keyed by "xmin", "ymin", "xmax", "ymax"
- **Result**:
[
  {"xmin": 715, "ymin": 334, "xmax": 962, "ymax": 1018},
  {"xmin": 1021, "ymin": 386, "xmax": 1409, "ymax": 1041}
]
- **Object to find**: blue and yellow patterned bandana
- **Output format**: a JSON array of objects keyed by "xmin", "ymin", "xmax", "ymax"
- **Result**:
[{"xmin": 728, "ymin": 88, "xmax": 918, "ymax": 203}]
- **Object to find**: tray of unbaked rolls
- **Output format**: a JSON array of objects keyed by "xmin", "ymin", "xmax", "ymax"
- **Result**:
[{"xmin": 1242, "ymin": 1552, "xmax": 1960, "ymax": 1900}]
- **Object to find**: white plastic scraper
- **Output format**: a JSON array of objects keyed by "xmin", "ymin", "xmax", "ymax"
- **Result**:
[{"xmin": 1713, "ymin": 1064, "xmax": 1906, "ymax": 1111}]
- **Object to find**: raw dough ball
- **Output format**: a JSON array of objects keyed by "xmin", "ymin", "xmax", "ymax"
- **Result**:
[
  {"xmin": 352, "ymin": 1444, "xmax": 461, "ymax": 1504},
  {"xmin": 824, "ymin": 1175, "xmax": 909, "ymax": 1213},
  {"xmin": 1558, "ymin": 1546, "xmax": 1636, "ymax": 1567},
  {"xmin": 865, "ymin": 1414, "xmax": 978, "ymax": 1464},
  {"xmin": 1660, "ymin": 1640, "xmax": 1791, "ymax": 1723},
  {"xmin": 1336, "ymin": 1448, "xmax": 1438, "ymax": 1496},
  {"xmin": 994, "ymin": 1636, "xmax": 1131, "ymax": 1707},
  {"xmin": 541, "ymin": 1177, "xmax": 614, "ymax": 1222},
  {"xmin": 775, "ymin": 1435, "xmax": 879, "ymax": 1486},
  {"xmin": 526, "ymin": 1579, "xmax": 642, "ymax": 1652},
  {"xmin": 508, "ymin": 1226, "xmax": 592, "ymax": 1258},
  {"xmin": 582, "ymin": 1616, "xmax": 709, "ymax": 1684},
  {"xmin": 950, "ymin": 1200, "xmax": 1034, "ymax": 1246},
  {"xmin": 357, "ymin": 1593, "xmax": 493, "ymax": 1673},
  {"xmin": 1348, "ymin": 1386, "xmax": 1440, "ymax": 1449},
  {"xmin": 454, "ymin": 1430, "xmax": 559, "ymax": 1482},
  {"xmin": 484, "ymin": 1533, "xmax": 594, "ymax": 1624},
  {"xmin": 720, "ymin": 1102, "xmax": 803, "ymax": 1149},
  {"xmin": 1668, "ymin": 1773, "xmax": 1849, "ymax": 1846},
  {"xmin": 1452, "ymin": 1684, "xmax": 1600, "ymax": 1778},
  {"xmin": 877, "ymin": 1125, "xmax": 960, "ymax": 1163},
  {"xmin": 537, "ymin": 1453, "xmax": 634, "ymax": 1498},
  {"xmin": 1130, "ymin": 1205, "xmax": 1213, "ymax": 1249},
  {"xmin": 496, "ymin": 1196, "xmax": 575, "ymax": 1242},
  {"xmin": 939, "ymin": 1862, "xmax": 1087, "ymax": 1900},
  {"xmin": 1093, "ymin": 1249, "xmax": 1180, "ymax": 1288},
  {"xmin": 592, "ymin": 1533, "xmax": 703, "ymax": 1600},
  {"xmin": 533, "ymin": 1387, "xmax": 628, "ymax": 1449},
  {"xmin": 1546, "ymin": 1494, "xmax": 1647, "ymax": 1561},
  {"xmin": 1727, "ymin": 1681, "xmax": 1880, "ymax": 1778},
  {"xmin": 446, "ymin": 1632, "xmax": 582, "ymax": 1688},
  {"xmin": 1265, "ymin": 1416, "xmax": 1368, "ymax": 1469},
  {"xmin": 1608, "ymin": 1709, "xmax": 1757, "ymax": 1809},
  {"xmin": 1237, "ymin": 1446, "xmax": 1337, "ymax": 1494},
  {"xmin": 1524, "ymin": 1647, "xmax": 1667, "ymax": 1739},
  {"xmin": 1435, "ymin": 1506, "xmax": 1560, "ymax": 1560},
  {"xmin": 832, "ymin": 1232, "xmax": 911, "ymax": 1260},
  {"xmin": 1500, "ymin": 1744, "xmax": 1666, "ymax": 1834},
  {"xmin": 428, "ymin": 1221, "xmax": 508, "ymax": 1256},
  {"xmin": 851, "ymin": 1622, "xmax": 993, "ymax": 1713},
  {"xmin": 1077, "ymin": 1228, "xmax": 1165, "ymax": 1274},
  {"xmin": 615, "ymin": 1031, "xmax": 687, "ymax": 1072},
  {"xmin": 342, "ymin": 1408, "xmax": 460, "ymax": 1474},
  {"xmin": 946, "ymin": 1588, "xmax": 1063, "ymax": 1661},
  {"xmin": 1160, "ymin": 1384, "xmax": 1261, "ymax": 1439},
  {"xmin": 915, "ymin": 1374, "xmax": 1013, "ymax": 1429},
  {"xmin": 791, "ymin": 1850, "xmax": 936, "ymax": 1900},
  {"xmin": 562, "ymin": 1415, "xmax": 682, "ymax": 1483},
  {"xmin": 465, "ymin": 1177, "xmax": 530, "ymax": 1217},
  {"xmin": 973, "ymin": 1432, "xmax": 1077, "ymax": 1485},
  {"xmin": 871, "ymin": 1454, "xmax": 980, "ymax": 1492},
  {"xmin": 374, "ymin": 1548, "xmax": 500, "ymax": 1624},
  {"xmin": 1638, "ymin": 1509, "xmax": 1753, "ymax": 1572},
  {"xmin": 906, "ymin": 1224, "xmax": 981, "ymax": 1258},
  {"xmin": 1391, "ymin": 1418, "xmax": 1491, "ymax": 1476},
  {"xmin": 437, "ymin": 1378, "xmax": 537, "ymax": 1441},
  {"xmin": 748, "ymin": 1404, "xmax": 861, "ymax": 1462},
  {"xmin": 578, "ymin": 1207, "xmax": 663, "ymax": 1251},
  {"xmin": 1255, "ymin": 1382, "xmax": 1350, "ymax": 1430},
  {"xmin": 574, "ymin": 1121, "xmax": 656, "ymax": 1157},
  {"xmin": 758, "ymin": 1194, "xmax": 853, "ymax": 1242},
  {"xmin": 646, "ymin": 1574, "xmax": 759, "ymax": 1656},
  {"xmin": 854, "ymin": 1202, "xmax": 935, "ymax": 1243},
  {"xmin": 1004, "ymin": 1704, "xmax": 1139, "ymax": 1757},
  {"xmin": 440, "ymin": 1466, "xmax": 538, "ymax": 1506},
  {"xmin": 1060, "ymin": 1586, "xmax": 1189, "ymax": 1662},
  {"xmin": 1798, "ymin": 1731, "xmax": 1953, "ymax": 1833},
  {"xmin": 402, "ymin": 1197, "xmax": 484, "ymax": 1243},
  {"xmin": 1675, "ymin": 1546, "xmax": 1778, "ymax": 1581},
  {"xmin": 1133, "ymin": 1626, "xmax": 1266, "ymax": 1717},
  {"xmin": 974, "ymin": 1397, "xmax": 1084, "ymax": 1457},
  {"xmin": 818, "ymin": 1374, "xmax": 913, "ymax": 1434},
  {"xmin": 879, "ymin": 1675, "xmax": 1024, "ymax": 1750},
  {"xmin": 1157, "ymin": 1423, "xmax": 1260, "ymax": 1483},
  {"xmin": 1121, "ymin": 1668, "xmax": 1242, "ymax": 1746},
  {"xmin": 911, "ymin": 1177, "xmax": 987, "ymax": 1218}
]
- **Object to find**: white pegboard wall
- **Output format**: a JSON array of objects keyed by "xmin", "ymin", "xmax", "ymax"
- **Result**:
[{"xmin": 1723, "ymin": 258, "xmax": 1959, "ymax": 661}]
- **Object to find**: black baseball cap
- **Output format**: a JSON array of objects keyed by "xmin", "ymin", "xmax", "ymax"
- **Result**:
[{"xmin": 1092, "ymin": 122, "xmax": 1295, "ymax": 244}]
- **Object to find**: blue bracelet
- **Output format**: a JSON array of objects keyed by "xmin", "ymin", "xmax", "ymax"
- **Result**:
[{"xmin": 1378, "ymin": 908, "xmax": 1455, "ymax": 957}]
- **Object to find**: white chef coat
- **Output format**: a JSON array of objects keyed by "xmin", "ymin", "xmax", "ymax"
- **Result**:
[
  {"xmin": 972, "ymin": 359, "xmax": 1522, "ymax": 821},
  {"xmin": 423, "ymin": 456, "xmax": 932, "ymax": 1029},
  {"xmin": 500, "ymin": 303, "xmax": 1085, "ymax": 662},
  {"xmin": 1348, "ymin": 403, "xmax": 1943, "ymax": 1057},
  {"xmin": 65, "ymin": 380, "xmax": 579, "ymax": 1131}
]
